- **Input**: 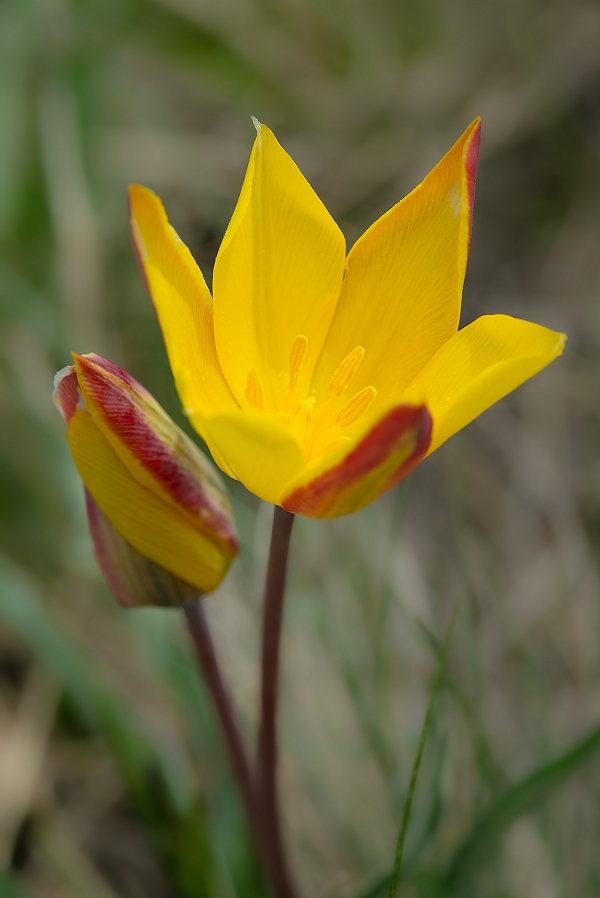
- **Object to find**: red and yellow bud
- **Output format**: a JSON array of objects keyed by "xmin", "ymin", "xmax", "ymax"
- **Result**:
[{"xmin": 53, "ymin": 354, "xmax": 238, "ymax": 606}]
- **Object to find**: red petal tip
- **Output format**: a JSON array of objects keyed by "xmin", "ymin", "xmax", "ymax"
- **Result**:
[{"xmin": 282, "ymin": 404, "xmax": 432, "ymax": 518}]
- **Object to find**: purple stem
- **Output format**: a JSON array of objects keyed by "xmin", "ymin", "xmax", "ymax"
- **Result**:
[
  {"xmin": 257, "ymin": 506, "xmax": 298, "ymax": 898},
  {"xmin": 184, "ymin": 601, "xmax": 270, "ymax": 876}
]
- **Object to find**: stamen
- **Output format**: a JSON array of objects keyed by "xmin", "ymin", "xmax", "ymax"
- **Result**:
[
  {"xmin": 245, "ymin": 365, "xmax": 264, "ymax": 411},
  {"xmin": 289, "ymin": 397, "xmax": 315, "ymax": 457},
  {"xmin": 277, "ymin": 411, "xmax": 293, "ymax": 427},
  {"xmin": 336, "ymin": 386, "xmax": 377, "ymax": 427},
  {"xmin": 321, "ymin": 436, "xmax": 351, "ymax": 457},
  {"xmin": 328, "ymin": 346, "xmax": 365, "ymax": 398},
  {"xmin": 289, "ymin": 334, "xmax": 309, "ymax": 391}
]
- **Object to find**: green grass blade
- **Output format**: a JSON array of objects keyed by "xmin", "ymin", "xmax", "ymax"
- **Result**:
[
  {"xmin": 0, "ymin": 556, "xmax": 214, "ymax": 897},
  {"xmin": 444, "ymin": 720, "xmax": 600, "ymax": 889},
  {"xmin": 0, "ymin": 872, "xmax": 32, "ymax": 898},
  {"xmin": 388, "ymin": 592, "xmax": 462, "ymax": 898}
]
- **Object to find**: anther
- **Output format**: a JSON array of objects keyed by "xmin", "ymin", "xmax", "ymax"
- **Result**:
[
  {"xmin": 328, "ymin": 346, "xmax": 365, "ymax": 398},
  {"xmin": 245, "ymin": 365, "xmax": 264, "ymax": 411},
  {"xmin": 321, "ymin": 436, "xmax": 351, "ymax": 457},
  {"xmin": 336, "ymin": 386, "xmax": 377, "ymax": 427},
  {"xmin": 289, "ymin": 334, "xmax": 309, "ymax": 391}
]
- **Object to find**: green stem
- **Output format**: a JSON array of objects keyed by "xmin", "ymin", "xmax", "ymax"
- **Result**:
[{"xmin": 389, "ymin": 594, "xmax": 462, "ymax": 898}]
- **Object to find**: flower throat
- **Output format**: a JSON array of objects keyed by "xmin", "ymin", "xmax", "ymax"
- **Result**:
[{"xmin": 245, "ymin": 335, "xmax": 377, "ymax": 464}]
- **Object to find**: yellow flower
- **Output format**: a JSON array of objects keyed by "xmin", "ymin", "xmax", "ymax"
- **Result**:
[
  {"xmin": 129, "ymin": 120, "xmax": 565, "ymax": 518},
  {"xmin": 53, "ymin": 354, "xmax": 238, "ymax": 604}
]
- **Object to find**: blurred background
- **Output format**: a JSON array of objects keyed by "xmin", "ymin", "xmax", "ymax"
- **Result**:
[{"xmin": 1, "ymin": 0, "xmax": 600, "ymax": 895}]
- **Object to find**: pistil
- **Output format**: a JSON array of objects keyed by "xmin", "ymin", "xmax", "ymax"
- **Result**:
[{"xmin": 246, "ymin": 337, "xmax": 377, "ymax": 462}]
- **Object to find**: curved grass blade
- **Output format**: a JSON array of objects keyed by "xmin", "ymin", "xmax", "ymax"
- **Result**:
[
  {"xmin": 443, "ymin": 719, "xmax": 600, "ymax": 889},
  {"xmin": 0, "ymin": 555, "xmax": 214, "ymax": 897},
  {"xmin": 388, "ymin": 591, "xmax": 462, "ymax": 898}
]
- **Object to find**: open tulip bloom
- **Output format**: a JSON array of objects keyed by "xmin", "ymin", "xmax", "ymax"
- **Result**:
[
  {"xmin": 129, "ymin": 118, "xmax": 565, "ymax": 519},
  {"xmin": 55, "ymin": 120, "xmax": 567, "ymax": 898}
]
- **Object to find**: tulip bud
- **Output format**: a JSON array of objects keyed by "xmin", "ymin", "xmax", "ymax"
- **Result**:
[{"xmin": 53, "ymin": 354, "xmax": 239, "ymax": 607}]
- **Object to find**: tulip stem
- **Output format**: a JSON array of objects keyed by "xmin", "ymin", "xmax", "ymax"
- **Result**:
[
  {"xmin": 183, "ymin": 600, "xmax": 264, "ymax": 861},
  {"xmin": 258, "ymin": 505, "xmax": 297, "ymax": 898},
  {"xmin": 185, "ymin": 506, "xmax": 298, "ymax": 898}
]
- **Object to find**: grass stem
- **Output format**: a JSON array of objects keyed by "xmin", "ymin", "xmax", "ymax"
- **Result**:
[{"xmin": 388, "ymin": 592, "xmax": 462, "ymax": 898}]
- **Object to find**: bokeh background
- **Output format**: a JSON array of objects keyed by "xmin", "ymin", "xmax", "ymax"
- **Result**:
[{"xmin": 1, "ymin": 0, "xmax": 600, "ymax": 895}]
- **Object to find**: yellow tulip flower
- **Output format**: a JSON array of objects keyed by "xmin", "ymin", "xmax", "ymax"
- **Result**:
[
  {"xmin": 54, "ymin": 354, "xmax": 238, "ymax": 604},
  {"xmin": 129, "ymin": 120, "xmax": 565, "ymax": 518}
]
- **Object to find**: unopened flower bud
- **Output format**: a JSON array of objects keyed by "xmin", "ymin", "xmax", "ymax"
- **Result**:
[{"xmin": 54, "ymin": 354, "xmax": 239, "ymax": 607}]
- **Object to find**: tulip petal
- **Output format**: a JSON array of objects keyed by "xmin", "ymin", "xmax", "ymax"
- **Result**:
[
  {"xmin": 73, "ymin": 354, "xmax": 237, "ymax": 555},
  {"xmin": 212, "ymin": 122, "xmax": 346, "ymax": 410},
  {"xmin": 68, "ymin": 407, "xmax": 230, "ymax": 593},
  {"xmin": 85, "ymin": 491, "xmax": 198, "ymax": 608},
  {"xmin": 400, "ymin": 315, "xmax": 566, "ymax": 454},
  {"xmin": 312, "ymin": 120, "xmax": 481, "ymax": 411},
  {"xmin": 190, "ymin": 409, "xmax": 306, "ymax": 505},
  {"xmin": 53, "ymin": 366, "xmax": 81, "ymax": 424},
  {"xmin": 281, "ymin": 404, "xmax": 432, "ymax": 518},
  {"xmin": 129, "ymin": 184, "xmax": 237, "ymax": 415}
]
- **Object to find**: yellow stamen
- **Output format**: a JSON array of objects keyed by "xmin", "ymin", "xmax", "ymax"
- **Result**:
[
  {"xmin": 245, "ymin": 365, "xmax": 264, "ymax": 411},
  {"xmin": 336, "ymin": 386, "xmax": 377, "ymax": 427},
  {"xmin": 289, "ymin": 397, "xmax": 315, "ymax": 457},
  {"xmin": 321, "ymin": 436, "xmax": 351, "ymax": 457},
  {"xmin": 289, "ymin": 334, "xmax": 309, "ymax": 391},
  {"xmin": 277, "ymin": 411, "xmax": 293, "ymax": 427},
  {"xmin": 328, "ymin": 346, "xmax": 365, "ymax": 398}
]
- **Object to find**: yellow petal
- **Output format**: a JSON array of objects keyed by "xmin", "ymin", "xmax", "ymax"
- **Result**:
[
  {"xmin": 128, "ymin": 184, "xmax": 237, "ymax": 415},
  {"xmin": 312, "ymin": 120, "xmax": 481, "ymax": 411},
  {"xmin": 281, "ymin": 404, "xmax": 431, "ymax": 518},
  {"xmin": 68, "ymin": 407, "xmax": 231, "ymax": 593},
  {"xmin": 212, "ymin": 121, "xmax": 346, "ymax": 410},
  {"xmin": 400, "ymin": 314, "xmax": 566, "ymax": 454},
  {"xmin": 86, "ymin": 491, "xmax": 199, "ymax": 608},
  {"xmin": 190, "ymin": 409, "xmax": 306, "ymax": 505}
]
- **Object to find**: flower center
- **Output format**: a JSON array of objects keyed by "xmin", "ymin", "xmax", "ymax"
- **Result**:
[{"xmin": 244, "ymin": 335, "xmax": 377, "ymax": 463}]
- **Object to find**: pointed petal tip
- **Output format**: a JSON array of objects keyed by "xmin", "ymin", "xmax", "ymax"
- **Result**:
[
  {"xmin": 71, "ymin": 351, "xmax": 115, "ymax": 384},
  {"xmin": 466, "ymin": 118, "xmax": 481, "ymax": 166},
  {"xmin": 53, "ymin": 365, "xmax": 79, "ymax": 424},
  {"xmin": 251, "ymin": 116, "xmax": 265, "ymax": 150},
  {"xmin": 128, "ymin": 184, "xmax": 159, "ymax": 234},
  {"xmin": 555, "ymin": 332, "xmax": 567, "ymax": 353},
  {"xmin": 128, "ymin": 183, "xmax": 157, "ymax": 206}
]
